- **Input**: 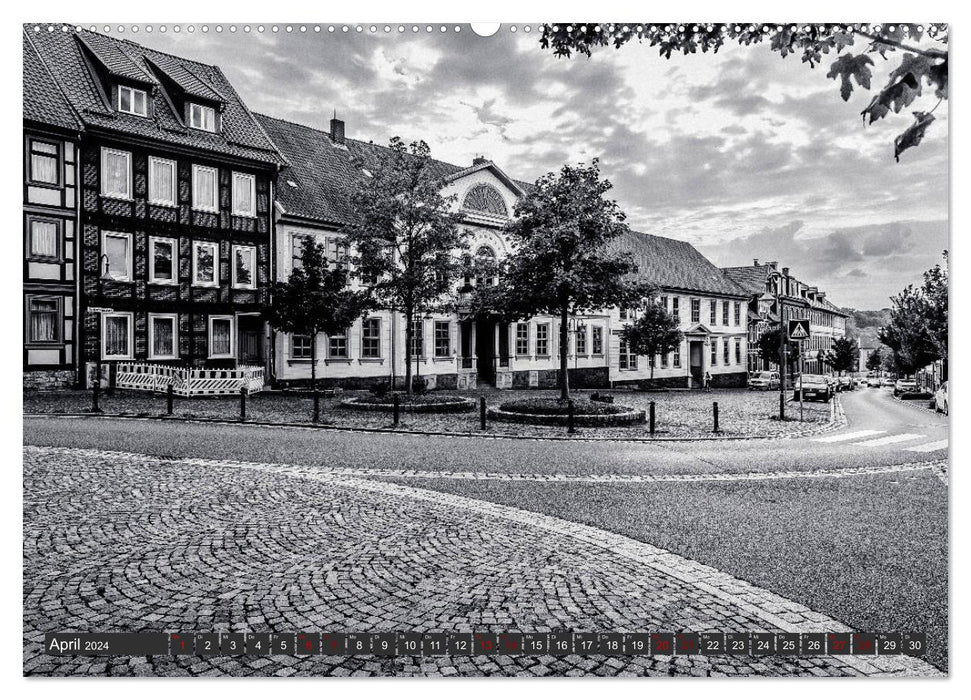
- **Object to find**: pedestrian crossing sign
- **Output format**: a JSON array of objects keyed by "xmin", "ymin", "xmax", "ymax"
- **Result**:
[{"xmin": 788, "ymin": 319, "xmax": 810, "ymax": 340}]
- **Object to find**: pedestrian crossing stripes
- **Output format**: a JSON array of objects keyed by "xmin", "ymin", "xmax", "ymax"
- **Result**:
[
  {"xmin": 904, "ymin": 439, "xmax": 949, "ymax": 454},
  {"xmin": 853, "ymin": 433, "xmax": 925, "ymax": 447},
  {"xmin": 814, "ymin": 430, "xmax": 885, "ymax": 443}
]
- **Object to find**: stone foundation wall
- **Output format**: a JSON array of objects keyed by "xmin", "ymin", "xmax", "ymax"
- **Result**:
[{"xmin": 23, "ymin": 369, "xmax": 77, "ymax": 392}]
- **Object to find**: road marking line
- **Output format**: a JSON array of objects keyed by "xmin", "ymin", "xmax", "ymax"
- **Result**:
[
  {"xmin": 854, "ymin": 433, "xmax": 925, "ymax": 447},
  {"xmin": 905, "ymin": 439, "xmax": 949, "ymax": 453},
  {"xmin": 815, "ymin": 430, "xmax": 885, "ymax": 443}
]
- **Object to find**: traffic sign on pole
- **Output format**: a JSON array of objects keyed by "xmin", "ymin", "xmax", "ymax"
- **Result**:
[{"xmin": 788, "ymin": 319, "xmax": 810, "ymax": 340}]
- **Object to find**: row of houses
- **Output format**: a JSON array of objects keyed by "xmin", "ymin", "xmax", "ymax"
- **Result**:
[{"xmin": 23, "ymin": 26, "xmax": 844, "ymax": 394}]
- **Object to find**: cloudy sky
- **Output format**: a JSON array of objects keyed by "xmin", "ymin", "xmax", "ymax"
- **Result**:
[{"xmin": 132, "ymin": 24, "xmax": 948, "ymax": 309}]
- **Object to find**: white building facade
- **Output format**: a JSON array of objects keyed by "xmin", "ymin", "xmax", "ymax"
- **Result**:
[{"xmin": 258, "ymin": 114, "xmax": 751, "ymax": 391}]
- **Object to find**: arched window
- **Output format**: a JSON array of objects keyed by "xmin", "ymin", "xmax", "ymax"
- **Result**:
[
  {"xmin": 474, "ymin": 245, "xmax": 497, "ymax": 287},
  {"xmin": 462, "ymin": 184, "xmax": 508, "ymax": 217}
]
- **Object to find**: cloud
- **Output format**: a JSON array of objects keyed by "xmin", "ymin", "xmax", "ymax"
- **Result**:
[{"xmin": 127, "ymin": 27, "xmax": 949, "ymax": 309}]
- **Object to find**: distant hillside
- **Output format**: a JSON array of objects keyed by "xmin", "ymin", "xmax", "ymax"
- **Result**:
[{"xmin": 843, "ymin": 308, "xmax": 891, "ymax": 348}]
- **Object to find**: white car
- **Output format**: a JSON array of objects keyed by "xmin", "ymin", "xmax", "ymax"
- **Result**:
[
  {"xmin": 934, "ymin": 382, "xmax": 948, "ymax": 415},
  {"xmin": 749, "ymin": 371, "xmax": 780, "ymax": 391}
]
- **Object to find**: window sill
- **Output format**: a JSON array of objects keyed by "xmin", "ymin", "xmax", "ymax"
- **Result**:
[
  {"xmin": 192, "ymin": 207, "xmax": 219, "ymax": 214},
  {"xmin": 102, "ymin": 356, "xmax": 133, "ymax": 361},
  {"xmin": 149, "ymin": 280, "xmax": 178, "ymax": 286},
  {"xmin": 28, "ymin": 181, "xmax": 62, "ymax": 190},
  {"xmin": 100, "ymin": 193, "xmax": 133, "ymax": 202},
  {"xmin": 208, "ymin": 355, "xmax": 236, "ymax": 360},
  {"xmin": 325, "ymin": 358, "xmax": 352, "ymax": 364},
  {"xmin": 149, "ymin": 201, "xmax": 177, "ymax": 208},
  {"xmin": 27, "ymin": 256, "xmax": 64, "ymax": 264},
  {"xmin": 433, "ymin": 356, "xmax": 455, "ymax": 362},
  {"xmin": 232, "ymin": 285, "xmax": 257, "ymax": 291},
  {"xmin": 26, "ymin": 342, "xmax": 63, "ymax": 348},
  {"xmin": 232, "ymin": 212, "xmax": 257, "ymax": 219},
  {"xmin": 359, "ymin": 358, "xmax": 384, "ymax": 364},
  {"xmin": 192, "ymin": 282, "xmax": 219, "ymax": 288},
  {"xmin": 149, "ymin": 355, "xmax": 178, "ymax": 361},
  {"xmin": 104, "ymin": 278, "xmax": 134, "ymax": 284}
]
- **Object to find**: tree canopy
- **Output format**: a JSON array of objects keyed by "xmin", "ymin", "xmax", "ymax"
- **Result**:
[
  {"xmin": 539, "ymin": 23, "xmax": 948, "ymax": 161},
  {"xmin": 621, "ymin": 293, "xmax": 684, "ymax": 382},
  {"xmin": 264, "ymin": 239, "xmax": 371, "ymax": 417},
  {"xmin": 823, "ymin": 337, "xmax": 859, "ymax": 375},
  {"xmin": 485, "ymin": 159, "xmax": 652, "ymax": 400},
  {"xmin": 343, "ymin": 137, "xmax": 466, "ymax": 394},
  {"xmin": 878, "ymin": 252, "xmax": 947, "ymax": 377}
]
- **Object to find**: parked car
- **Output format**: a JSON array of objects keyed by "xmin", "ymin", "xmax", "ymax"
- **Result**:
[
  {"xmin": 837, "ymin": 376, "xmax": 855, "ymax": 391},
  {"xmin": 794, "ymin": 374, "xmax": 832, "ymax": 402},
  {"xmin": 894, "ymin": 378, "xmax": 918, "ymax": 396},
  {"xmin": 933, "ymin": 381, "xmax": 948, "ymax": 415},
  {"xmin": 749, "ymin": 371, "xmax": 781, "ymax": 391},
  {"xmin": 866, "ymin": 375, "xmax": 882, "ymax": 388},
  {"xmin": 881, "ymin": 377, "xmax": 895, "ymax": 387}
]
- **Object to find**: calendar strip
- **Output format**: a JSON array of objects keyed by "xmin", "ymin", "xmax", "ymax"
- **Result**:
[{"xmin": 44, "ymin": 632, "xmax": 926, "ymax": 657}]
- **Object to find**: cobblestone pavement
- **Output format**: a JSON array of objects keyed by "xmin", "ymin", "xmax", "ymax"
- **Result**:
[
  {"xmin": 23, "ymin": 446, "xmax": 937, "ymax": 677},
  {"xmin": 23, "ymin": 387, "xmax": 834, "ymax": 440}
]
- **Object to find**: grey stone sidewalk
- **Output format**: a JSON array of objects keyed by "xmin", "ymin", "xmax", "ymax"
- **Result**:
[{"xmin": 23, "ymin": 446, "xmax": 936, "ymax": 677}]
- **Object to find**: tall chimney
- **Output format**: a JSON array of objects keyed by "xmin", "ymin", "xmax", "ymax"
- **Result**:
[
  {"xmin": 330, "ymin": 112, "xmax": 345, "ymax": 145},
  {"xmin": 753, "ymin": 258, "xmax": 760, "ymax": 266},
  {"xmin": 767, "ymin": 261, "xmax": 778, "ymax": 270},
  {"xmin": 782, "ymin": 267, "xmax": 790, "ymax": 277},
  {"xmin": 472, "ymin": 155, "xmax": 488, "ymax": 166}
]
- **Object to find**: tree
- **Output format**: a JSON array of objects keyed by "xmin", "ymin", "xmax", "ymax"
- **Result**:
[
  {"xmin": 755, "ymin": 327, "xmax": 799, "ymax": 372},
  {"xmin": 823, "ymin": 337, "xmax": 859, "ymax": 375},
  {"xmin": 264, "ymin": 240, "xmax": 371, "ymax": 421},
  {"xmin": 865, "ymin": 347, "xmax": 884, "ymax": 372},
  {"xmin": 921, "ymin": 251, "xmax": 948, "ymax": 377},
  {"xmin": 343, "ymin": 138, "xmax": 466, "ymax": 395},
  {"xmin": 488, "ymin": 159, "xmax": 651, "ymax": 401},
  {"xmin": 539, "ymin": 23, "xmax": 948, "ymax": 160},
  {"xmin": 621, "ymin": 293, "xmax": 684, "ymax": 384},
  {"xmin": 878, "ymin": 286, "xmax": 939, "ymax": 376}
]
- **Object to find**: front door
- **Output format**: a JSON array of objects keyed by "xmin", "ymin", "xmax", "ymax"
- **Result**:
[
  {"xmin": 475, "ymin": 319, "xmax": 496, "ymax": 385},
  {"xmin": 237, "ymin": 316, "xmax": 263, "ymax": 366},
  {"xmin": 689, "ymin": 340, "xmax": 704, "ymax": 387}
]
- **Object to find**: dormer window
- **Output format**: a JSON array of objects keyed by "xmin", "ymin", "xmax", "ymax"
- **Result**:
[
  {"xmin": 118, "ymin": 86, "xmax": 148, "ymax": 117},
  {"xmin": 189, "ymin": 103, "xmax": 216, "ymax": 132}
]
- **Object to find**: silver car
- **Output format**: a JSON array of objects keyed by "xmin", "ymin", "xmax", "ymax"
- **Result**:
[{"xmin": 749, "ymin": 371, "xmax": 780, "ymax": 391}]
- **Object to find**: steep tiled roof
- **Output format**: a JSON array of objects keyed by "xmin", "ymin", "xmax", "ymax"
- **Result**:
[
  {"xmin": 723, "ymin": 264, "xmax": 847, "ymax": 316},
  {"xmin": 612, "ymin": 231, "xmax": 750, "ymax": 298},
  {"xmin": 722, "ymin": 264, "xmax": 774, "ymax": 295},
  {"xmin": 23, "ymin": 33, "xmax": 80, "ymax": 132},
  {"xmin": 257, "ymin": 113, "xmax": 473, "ymax": 225},
  {"xmin": 25, "ymin": 27, "xmax": 284, "ymax": 166}
]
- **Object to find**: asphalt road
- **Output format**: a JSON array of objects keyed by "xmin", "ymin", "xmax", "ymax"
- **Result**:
[
  {"xmin": 22, "ymin": 387, "xmax": 949, "ymax": 674},
  {"xmin": 23, "ymin": 386, "xmax": 947, "ymax": 477}
]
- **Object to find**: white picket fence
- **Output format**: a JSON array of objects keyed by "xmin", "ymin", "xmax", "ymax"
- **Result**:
[{"xmin": 114, "ymin": 363, "xmax": 265, "ymax": 397}]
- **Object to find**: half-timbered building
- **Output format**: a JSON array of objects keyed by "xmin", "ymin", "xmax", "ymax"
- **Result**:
[{"xmin": 26, "ymin": 28, "xmax": 285, "ymax": 387}]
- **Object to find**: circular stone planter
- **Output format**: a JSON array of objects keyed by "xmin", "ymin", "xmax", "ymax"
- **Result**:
[
  {"xmin": 487, "ymin": 399, "xmax": 645, "ymax": 427},
  {"xmin": 341, "ymin": 396, "xmax": 476, "ymax": 414}
]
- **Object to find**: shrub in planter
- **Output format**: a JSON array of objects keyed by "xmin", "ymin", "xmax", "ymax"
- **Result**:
[
  {"xmin": 412, "ymin": 376, "xmax": 428, "ymax": 395},
  {"xmin": 591, "ymin": 392, "xmax": 614, "ymax": 404},
  {"xmin": 498, "ymin": 397, "xmax": 626, "ymax": 416},
  {"xmin": 369, "ymin": 380, "xmax": 390, "ymax": 397}
]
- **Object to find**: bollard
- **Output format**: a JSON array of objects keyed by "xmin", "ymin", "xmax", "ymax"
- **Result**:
[
  {"xmin": 649, "ymin": 401, "xmax": 656, "ymax": 435},
  {"xmin": 312, "ymin": 387, "xmax": 320, "ymax": 423},
  {"xmin": 91, "ymin": 379, "xmax": 103, "ymax": 414},
  {"xmin": 712, "ymin": 401, "xmax": 719, "ymax": 433},
  {"xmin": 567, "ymin": 400, "xmax": 576, "ymax": 434},
  {"xmin": 480, "ymin": 396, "xmax": 487, "ymax": 430},
  {"xmin": 393, "ymin": 393, "xmax": 400, "ymax": 427},
  {"xmin": 240, "ymin": 386, "xmax": 248, "ymax": 421},
  {"xmin": 166, "ymin": 383, "xmax": 174, "ymax": 416}
]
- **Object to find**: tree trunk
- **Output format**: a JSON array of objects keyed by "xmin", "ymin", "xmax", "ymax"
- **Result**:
[
  {"xmin": 404, "ymin": 305, "xmax": 414, "ymax": 396},
  {"xmin": 310, "ymin": 331, "xmax": 319, "ymax": 422},
  {"xmin": 559, "ymin": 302, "xmax": 570, "ymax": 402}
]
